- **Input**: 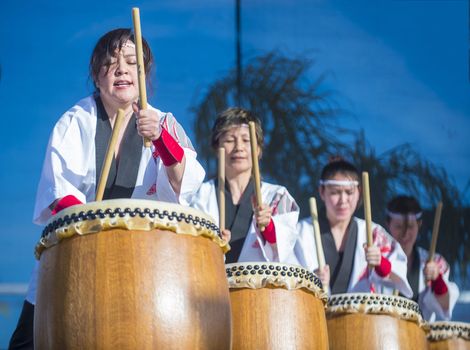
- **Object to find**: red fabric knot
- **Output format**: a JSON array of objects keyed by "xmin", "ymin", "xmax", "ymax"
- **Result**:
[
  {"xmin": 374, "ymin": 256, "xmax": 392, "ymax": 277},
  {"xmin": 152, "ymin": 127, "xmax": 184, "ymax": 166},
  {"xmin": 146, "ymin": 184, "xmax": 157, "ymax": 195},
  {"xmin": 262, "ymin": 219, "xmax": 276, "ymax": 244},
  {"xmin": 431, "ymin": 274, "xmax": 448, "ymax": 295},
  {"xmin": 51, "ymin": 195, "xmax": 83, "ymax": 215}
]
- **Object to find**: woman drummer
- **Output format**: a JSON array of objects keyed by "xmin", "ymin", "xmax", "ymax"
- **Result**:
[
  {"xmin": 190, "ymin": 107, "xmax": 300, "ymax": 263},
  {"xmin": 295, "ymin": 157, "xmax": 412, "ymax": 295},
  {"xmin": 386, "ymin": 195, "xmax": 459, "ymax": 321},
  {"xmin": 9, "ymin": 28, "xmax": 205, "ymax": 349}
]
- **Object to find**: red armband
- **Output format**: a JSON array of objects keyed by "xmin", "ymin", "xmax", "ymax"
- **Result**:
[
  {"xmin": 262, "ymin": 219, "xmax": 276, "ymax": 244},
  {"xmin": 374, "ymin": 256, "xmax": 391, "ymax": 277},
  {"xmin": 152, "ymin": 128, "xmax": 184, "ymax": 166},
  {"xmin": 51, "ymin": 195, "xmax": 83, "ymax": 215},
  {"xmin": 431, "ymin": 274, "xmax": 448, "ymax": 295}
]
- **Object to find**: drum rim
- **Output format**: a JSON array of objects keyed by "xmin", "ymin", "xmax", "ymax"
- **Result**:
[
  {"xmin": 427, "ymin": 321, "xmax": 470, "ymax": 341},
  {"xmin": 225, "ymin": 262, "xmax": 328, "ymax": 304},
  {"xmin": 327, "ymin": 292, "xmax": 425, "ymax": 327},
  {"xmin": 35, "ymin": 199, "xmax": 228, "ymax": 258}
]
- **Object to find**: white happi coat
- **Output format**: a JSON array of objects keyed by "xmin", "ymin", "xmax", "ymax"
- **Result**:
[
  {"xmin": 295, "ymin": 217, "xmax": 413, "ymax": 297},
  {"xmin": 26, "ymin": 95, "xmax": 205, "ymax": 304},
  {"xmin": 190, "ymin": 180, "xmax": 300, "ymax": 263},
  {"xmin": 413, "ymin": 247, "xmax": 459, "ymax": 321}
]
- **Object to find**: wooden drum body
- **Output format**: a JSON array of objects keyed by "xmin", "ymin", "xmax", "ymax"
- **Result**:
[
  {"xmin": 34, "ymin": 199, "xmax": 231, "ymax": 350},
  {"xmin": 226, "ymin": 262, "xmax": 329, "ymax": 350},
  {"xmin": 428, "ymin": 322, "xmax": 470, "ymax": 350},
  {"xmin": 327, "ymin": 293, "xmax": 427, "ymax": 350}
]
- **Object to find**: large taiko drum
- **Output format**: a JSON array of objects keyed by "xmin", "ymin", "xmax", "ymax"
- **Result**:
[
  {"xmin": 34, "ymin": 199, "xmax": 231, "ymax": 350},
  {"xmin": 226, "ymin": 262, "xmax": 329, "ymax": 349},
  {"xmin": 327, "ymin": 293, "xmax": 427, "ymax": 350},
  {"xmin": 427, "ymin": 322, "xmax": 470, "ymax": 349}
]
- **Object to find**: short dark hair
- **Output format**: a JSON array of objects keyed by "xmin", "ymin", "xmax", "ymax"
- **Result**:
[
  {"xmin": 89, "ymin": 28, "xmax": 153, "ymax": 91},
  {"xmin": 320, "ymin": 156, "xmax": 360, "ymax": 183},
  {"xmin": 211, "ymin": 107, "xmax": 264, "ymax": 151}
]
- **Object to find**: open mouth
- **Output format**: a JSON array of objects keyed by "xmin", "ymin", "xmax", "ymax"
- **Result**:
[{"xmin": 114, "ymin": 81, "xmax": 132, "ymax": 87}]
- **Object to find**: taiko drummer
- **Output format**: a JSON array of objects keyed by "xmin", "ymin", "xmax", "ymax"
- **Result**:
[
  {"xmin": 9, "ymin": 28, "xmax": 205, "ymax": 349},
  {"xmin": 386, "ymin": 195, "xmax": 459, "ymax": 321},
  {"xmin": 295, "ymin": 158, "xmax": 412, "ymax": 295},
  {"xmin": 190, "ymin": 108, "xmax": 300, "ymax": 263}
]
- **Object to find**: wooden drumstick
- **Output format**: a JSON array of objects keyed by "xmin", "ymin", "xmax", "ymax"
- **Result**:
[
  {"xmin": 309, "ymin": 197, "xmax": 328, "ymax": 293},
  {"xmin": 218, "ymin": 148, "xmax": 226, "ymax": 232},
  {"xmin": 132, "ymin": 7, "xmax": 151, "ymax": 148},
  {"xmin": 362, "ymin": 172, "xmax": 374, "ymax": 269},
  {"xmin": 427, "ymin": 201, "xmax": 443, "ymax": 262},
  {"xmin": 362, "ymin": 172, "xmax": 373, "ymax": 247},
  {"xmin": 96, "ymin": 109, "xmax": 125, "ymax": 201},
  {"xmin": 248, "ymin": 121, "xmax": 264, "ymax": 232}
]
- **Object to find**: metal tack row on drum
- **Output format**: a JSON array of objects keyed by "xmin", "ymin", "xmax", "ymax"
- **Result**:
[{"xmin": 33, "ymin": 200, "xmax": 469, "ymax": 350}]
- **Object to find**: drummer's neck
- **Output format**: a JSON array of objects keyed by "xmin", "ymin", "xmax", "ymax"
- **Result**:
[
  {"xmin": 226, "ymin": 171, "xmax": 251, "ymax": 205},
  {"xmin": 101, "ymin": 98, "xmax": 134, "ymax": 126},
  {"xmin": 328, "ymin": 214, "xmax": 351, "ymax": 235},
  {"xmin": 405, "ymin": 246, "xmax": 414, "ymax": 267},
  {"xmin": 328, "ymin": 217, "xmax": 351, "ymax": 251}
]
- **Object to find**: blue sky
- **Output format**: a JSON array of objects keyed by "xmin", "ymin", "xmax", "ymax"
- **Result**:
[
  {"xmin": 0, "ymin": 0, "xmax": 468, "ymax": 280},
  {"xmin": 0, "ymin": 0, "xmax": 469, "ymax": 342}
]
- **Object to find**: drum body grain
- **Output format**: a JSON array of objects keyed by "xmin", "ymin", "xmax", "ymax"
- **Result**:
[
  {"xmin": 227, "ymin": 262, "xmax": 329, "ymax": 350},
  {"xmin": 326, "ymin": 293, "xmax": 427, "ymax": 350},
  {"xmin": 34, "ymin": 199, "xmax": 231, "ymax": 350}
]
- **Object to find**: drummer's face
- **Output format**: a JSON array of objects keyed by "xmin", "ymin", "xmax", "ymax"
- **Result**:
[
  {"xmin": 320, "ymin": 175, "xmax": 360, "ymax": 223},
  {"xmin": 388, "ymin": 217, "xmax": 420, "ymax": 252},
  {"xmin": 96, "ymin": 41, "xmax": 139, "ymax": 109},
  {"xmin": 220, "ymin": 125, "xmax": 259, "ymax": 176}
]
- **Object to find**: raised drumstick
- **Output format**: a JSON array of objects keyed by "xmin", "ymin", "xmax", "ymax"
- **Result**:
[
  {"xmin": 428, "ymin": 201, "xmax": 443, "ymax": 263},
  {"xmin": 309, "ymin": 197, "xmax": 328, "ymax": 293},
  {"xmin": 362, "ymin": 172, "xmax": 374, "ymax": 269},
  {"xmin": 362, "ymin": 172, "xmax": 373, "ymax": 247},
  {"xmin": 218, "ymin": 148, "xmax": 226, "ymax": 232},
  {"xmin": 96, "ymin": 109, "xmax": 125, "ymax": 201},
  {"xmin": 132, "ymin": 7, "xmax": 151, "ymax": 148},
  {"xmin": 248, "ymin": 121, "xmax": 264, "ymax": 232}
]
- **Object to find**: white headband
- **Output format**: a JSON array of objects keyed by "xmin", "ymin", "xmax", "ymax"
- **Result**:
[
  {"xmin": 319, "ymin": 179, "xmax": 359, "ymax": 187},
  {"xmin": 386, "ymin": 210, "xmax": 422, "ymax": 220},
  {"xmin": 122, "ymin": 42, "xmax": 136, "ymax": 49}
]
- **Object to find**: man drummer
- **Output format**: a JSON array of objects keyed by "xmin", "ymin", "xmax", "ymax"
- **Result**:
[
  {"xmin": 386, "ymin": 195, "xmax": 459, "ymax": 321},
  {"xmin": 9, "ymin": 28, "xmax": 205, "ymax": 349},
  {"xmin": 190, "ymin": 107, "xmax": 300, "ymax": 263},
  {"xmin": 295, "ymin": 157, "xmax": 412, "ymax": 296}
]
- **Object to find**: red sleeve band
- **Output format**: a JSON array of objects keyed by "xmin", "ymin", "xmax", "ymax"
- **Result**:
[
  {"xmin": 262, "ymin": 219, "xmax": 276, "ymax": 244},
  {"xmin": 152, "ymin": 127, "xmax": 184, "ymax": 167},
  {"xmin": 374, "ymin": 256, "xmax": 392, "ymax": 277},
  {"xmin": 51, "ymin": 195, "xmax": 83, "ymax": 215},
  {"xmin": 432, "ymin": 274, "xmax": 448, "ymax": 295}
]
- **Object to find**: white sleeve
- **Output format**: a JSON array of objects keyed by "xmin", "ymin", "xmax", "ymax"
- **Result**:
[
  {"xmin": 156, "ymin": 147, "xmax": 205, "ymax": 205},
  {"xmin": 255, "ymin": 185, "xmax": 300, "ymax": 263},
  {"xmin": 294, "ymin": 219, "xmax": 320, "ymax": 271},
  {"xmin": 369, "ymin": 224, "xmax": 413, "ymax": 298},
  {"xmin": 154, "ymin": 112, "xmax": 205, "ymax": 205},
  {"xmin": 33, "ymin": 112, "xmax": 94, "ymax": 225},
  {"xmin": 420, "ymin": 258, "xmax": 460, "ymax": 320}
]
